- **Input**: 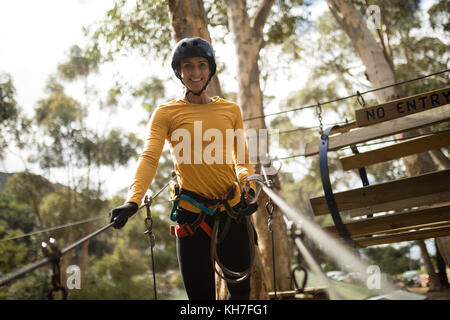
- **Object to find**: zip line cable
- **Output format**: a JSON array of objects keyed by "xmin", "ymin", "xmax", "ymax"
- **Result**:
[
  {"xmin": 0, "ymin": 215, "xmax": 107, "ymax": 243},
  {"xmin": 275, "ymin": 128, "xmax": 450, "ymax": 161},
  {"xmin": 243, "ymin": 68, "xmax": 449, "ymax": 122},
  {"xmin": 0, "ymin": 177, "xmax": 177, "ymax": 243},
  {"xmin": 0, "ymin": 176, "xmax": 176, "ymax": 288}
]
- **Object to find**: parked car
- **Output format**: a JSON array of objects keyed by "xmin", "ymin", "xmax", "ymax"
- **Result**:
[
  {"xmin": 348, "ymin": 272, "xmax": 362, "ymax": 283},
  {"xmin": 402, "ymin": 270, "xmax": 419, "ymax": 286},
  {"xmin": 326, "ymin": 271, "xmax": 348, "ymax": 281}
]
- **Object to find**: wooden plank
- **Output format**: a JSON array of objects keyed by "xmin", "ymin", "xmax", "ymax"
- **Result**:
[
  {"xmin": 354, "ymin": 225, "xmax": 450, "ymax": 247},
  {"xmin": 330, "ymin": 121, "xmax": 358, "ymax": 134},
  {"xmin": 340, "ymin": 130, "xmax": 450, "ymax": 171},
  {"xmin": 347, "ymin": 191, "xmax": 450, "ymax": 218},
  {"xmin": 310, "ymin": 169, "xmax": 450, "ymax": 216},
  {"xmin": 369, "ymin": 221, "xmax": 450, "ymax": 237},
  {"xmin": 304, "ymin": 103, "xmax": 450, "ymax": 157},
  {"xmin": 323, "ymin": 204, "xmax": 450, "ymax": 237},
  {"xmin": 355, "ymin": 87, "xmax": 450, "ymax": 127}
]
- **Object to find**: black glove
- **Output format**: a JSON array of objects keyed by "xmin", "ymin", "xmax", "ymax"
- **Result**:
[{"xmin": 109, "ymin": 202, "xmax": 138, "ymax": 229}]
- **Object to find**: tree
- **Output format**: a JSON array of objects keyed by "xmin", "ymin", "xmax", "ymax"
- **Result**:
[
  {"xmin": 4, "ymin": 172, "xmax": 55, "ymax": 228},
  {"xmin": 363, "ymin": 245, "xmax": 420, "ymax": 275},
  {"xmin": 166, "ymin": 0, "xmax": 224, "ymax": 97},
  {"xmin": 0, "ymin": 73, "xmax": 32, "ymax": 164},
  {"xmin": 29, "ymin": 45, "xmax": 143, "ymax": 285}
]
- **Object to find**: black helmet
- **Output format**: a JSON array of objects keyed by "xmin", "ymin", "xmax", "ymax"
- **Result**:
[{"xmin": 171, "ymin": 37, "xmax": 217, "ymax": 80}]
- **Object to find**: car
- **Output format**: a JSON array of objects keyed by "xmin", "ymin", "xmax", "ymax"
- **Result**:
[
  {"xmin": 348, "ymin": 272, "xmax": 362, "ymax": 283},
  {"xmin": 402, "ymin": 270, "xmax": 419, "ymax": 286},
  {"xmin": 326, "ymin": 271, "xmax": 348, "ymax": 281}
]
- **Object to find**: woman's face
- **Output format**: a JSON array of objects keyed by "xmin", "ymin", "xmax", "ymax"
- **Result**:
[{"xmin": 179, "ymin": 57, "xmax": 210, "ymax": 93}]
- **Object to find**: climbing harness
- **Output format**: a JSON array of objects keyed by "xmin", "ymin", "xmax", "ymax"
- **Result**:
[
  {"xmin": 41, "ymin": 238, "xmax": 67, "ymax": 300},
  {"xmin": 168, "ymin": 179, "xmax": 257, "ymax": 284}
]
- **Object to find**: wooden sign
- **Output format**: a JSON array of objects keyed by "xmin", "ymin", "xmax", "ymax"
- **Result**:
[{"xmin": 355, "ymin": 86, "xmax": 450, "ymax": 127}]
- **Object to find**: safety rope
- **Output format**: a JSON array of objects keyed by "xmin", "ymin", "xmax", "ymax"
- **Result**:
[
  {"xmin": 0, "ymin": 176, "xmax": 175, "ymax": 299},
  {"xmin": 276, "ymin": 127, "xmax": 450, "ymax": 161},
  {"xmin": 243, "ymin": 69, "xmax": 449, "ymax": 122},
  {"xmin": 0, "ymin": 215, "xmax": 107, "ymax": 243},
  {"xmin": 143, "ymin": 195, "xmax": 158, "ymax": 300},
  {"xmin": 261, "ymin": 164, "xmax": 278, "ymax": 299}
]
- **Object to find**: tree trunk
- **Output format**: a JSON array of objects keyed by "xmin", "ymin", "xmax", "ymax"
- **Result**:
[
  {"xmin": 223, "ymin": 0, "xmax": 292, "ymax": 299},
  {"xmin": 326, "ymin": 0, "xmax": 442, "ymax": 290},
  {"xmin": 417, "ymin": 240, "xmax": 442, "ymax": 291},
  {"xmin": 435, "ymin": 238, "xmax": 450, "ymax": 288},
  {"xmin": 166, "ymin": 0, "xmax": 223, "ymax": 97}
]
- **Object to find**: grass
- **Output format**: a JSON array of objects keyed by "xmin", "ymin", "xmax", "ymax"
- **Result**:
[
  {"xmin": 297, "ymin": 270, "xmax": 376, "ymax": 300},
  {"xmin": 167, "ymin": 269, "xmax": 382, "ymax": 300}
]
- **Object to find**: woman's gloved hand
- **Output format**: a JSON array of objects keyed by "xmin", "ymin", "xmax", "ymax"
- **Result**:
[{"xmin": 109, "ymin": 202, "xmax": 139, "ymax": 229}]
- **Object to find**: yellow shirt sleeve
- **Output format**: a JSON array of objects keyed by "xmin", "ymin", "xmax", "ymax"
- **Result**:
[{"xmin": 126, "ymin": 107, "xmax": 168, "ymax": 206}]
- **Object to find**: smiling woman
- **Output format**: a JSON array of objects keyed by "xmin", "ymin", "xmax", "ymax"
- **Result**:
[
  {"xmin": 109, "ymin": 37, "xmax": 258, "ymax": 300},
  {"xmin": 179, "ymin": 57, "xmax": 211, "ymax": 102}
]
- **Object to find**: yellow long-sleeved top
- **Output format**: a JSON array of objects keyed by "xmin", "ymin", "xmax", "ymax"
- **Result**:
[{"xmin": 126, "ymin": 96, "xmax": 255, "ymax": 212}]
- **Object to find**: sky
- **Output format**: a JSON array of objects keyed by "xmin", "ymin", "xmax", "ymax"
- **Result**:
[
  {"xmin": 0, "ymin": 0, "xmax": 328, "ymax": 193},
  {"xmin": 0, "ymin": 0, "xmax": 441, "ymax": 258}
]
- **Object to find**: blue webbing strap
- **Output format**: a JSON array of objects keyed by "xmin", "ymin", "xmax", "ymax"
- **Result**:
[{"xmin": 319, "ymin": 126, "xmax": 356, "ymax": 247}]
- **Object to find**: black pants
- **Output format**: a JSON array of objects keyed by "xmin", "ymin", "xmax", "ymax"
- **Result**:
[{"xmin": 176, "ymin": 209, "xmax": 251, "ymax": 300}]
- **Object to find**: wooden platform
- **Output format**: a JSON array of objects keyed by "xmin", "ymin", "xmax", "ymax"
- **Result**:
[
  {"xmin": 305, "ymin": 87, "xmax": 450, "ymax": 247},
  {"xmin": 304, "ymin": 103, "xmax": 450, "ymax": 157},
  {"xmin": 269, "ymin": 287, "xmax": 329, "ymax": 300}
]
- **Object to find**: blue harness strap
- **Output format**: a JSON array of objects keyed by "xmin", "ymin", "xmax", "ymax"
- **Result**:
[{"xmin": 169, "ymin": 194, "xmax": 216, "ymax": 222}]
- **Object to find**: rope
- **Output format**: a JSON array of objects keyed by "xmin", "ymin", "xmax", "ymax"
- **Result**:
[
  {"xmin": 0, "ymin": 215, "xmax": 107, "ymax": 243},
  {"xmin": 275, "ymin": 127, "xmax": 450, "ymax": 161},
  {"xmin": 0, "ymin": 176, "xmax": 175, "ymax": 289},
  {"xmin": 243, "ymin": 69, "xmax": 449, "ymax": 122}
]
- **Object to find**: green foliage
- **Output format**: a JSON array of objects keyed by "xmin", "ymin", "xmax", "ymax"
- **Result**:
[
  {"xmin": 57, "ymin": 45, "xmax": 101, "ymax": 81},
  {"xmin": 0, "ymin": 270, "xmax": 49, "ymax": 300},
  {"xmin": 0, "ymin": 220, "xmax": 28, "ymax": 273},
  {"xmin": 85, "ymin": 0, "xmax": 172, "ymax": 61},
  {"xmin": 71, "ymin": 240, "xmax": 153, "ymax": 299},
  {"xmin": 363, "ymin": 245, "xmax": 421, "ymax": 275},
  {"xmin": 428, "ymin": 0, "xmax": 450, "ymax": 32},
  {"xmin": 264, "ymin": 0, "xmax": 310, "ymax": 59},
  {"xmin": 4, "ymin": 172, "xmax": 55, "ymax": 215},
  {"xmin": 0, "ymin": 73, "xmax": 18, "ymax": 123},
  {"xmin": 132, "ymin": 76, "xmax": 166, "ymax": 115},
  {"xmin": 0, "ymin": 73, "xmax": 29, "ymax": 159}
]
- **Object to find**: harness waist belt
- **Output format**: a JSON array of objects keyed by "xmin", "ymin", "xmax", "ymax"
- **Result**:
[{"xmin": 170, "ymin": 221, "xmax": 213, "ymax": 239}]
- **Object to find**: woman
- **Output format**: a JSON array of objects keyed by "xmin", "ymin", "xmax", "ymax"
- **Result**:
[{"xmin": 110, "ymin": 37, "xmax": 257, "ymax": 300}]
